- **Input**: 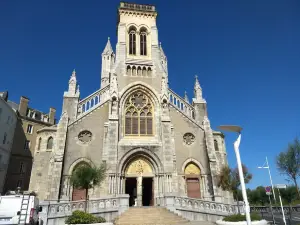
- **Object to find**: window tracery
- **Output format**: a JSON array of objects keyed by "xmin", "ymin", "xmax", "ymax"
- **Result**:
[
  {"xmin": 183, "ymin": 133, "xmax": 195, "ymax": 145},
  {"xmin": 140, "ymin": 27, "xmax": 147, "ymax": 56},
  {"xmin": 124, "ymin": 91, "xmax": 153, "ymax": 136}
]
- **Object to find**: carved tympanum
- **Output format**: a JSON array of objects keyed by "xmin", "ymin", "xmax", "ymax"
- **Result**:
[
  {"xmin": 78, "ymin": 130, "xmax": 92, "ymax": 143},
  {"xmin": 183, "ymin": 133, "xmax": 195, "ymax": 145}
]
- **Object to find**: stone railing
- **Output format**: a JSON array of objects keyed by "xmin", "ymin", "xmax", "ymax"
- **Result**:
[
  {"xmin": 168, "ymin": 89, "xmax": 195, "ymax": 120},
  {"xmin": 156, "ymin": 195, "xmax": 241, "ymax": 222},
  {"xmin": 77, "ymin": 85, "xmax": 110, "ymax": 118},
  {"xmin": 39, "ymin": 195, "xmax": 129, "ymax": 225}
]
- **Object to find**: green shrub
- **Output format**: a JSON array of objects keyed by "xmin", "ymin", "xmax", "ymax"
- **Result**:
[
  {"xmin": 223, "ymin": 213, "xmax": 262, "ymax": 222},
  {"xmin": 65, "ymin": 210, "xmax": 106, "ymax": 224}
]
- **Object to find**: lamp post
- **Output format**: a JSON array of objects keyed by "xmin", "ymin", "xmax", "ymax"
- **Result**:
[
  {"xmin": 219, "ymin": 125, "xmax": 252, "ymax": 225},
  {"xmin": 258, "ymin": 157, "xmax": 276, "ymax": 202}
]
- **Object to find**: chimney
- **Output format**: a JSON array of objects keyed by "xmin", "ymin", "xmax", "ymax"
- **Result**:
[
  {"xmin": 49, "ymin": 107, "xmax": 56, "ymax": 124},
  {"xmin": 19, "ymin": 96, "xmax": 29, "ymax": 116}
]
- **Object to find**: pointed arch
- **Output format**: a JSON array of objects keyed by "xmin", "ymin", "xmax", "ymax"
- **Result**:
[
  {"xmin": 37, "ymin": 137, "xmax": 42, "ymax": 150},
  {"xmin": 47, "ymin": 137, "xmax": 53, "ymax": 149},
  {"xmin": 214, "ymin": 140, "xmax": 219, "ymax": 151}
]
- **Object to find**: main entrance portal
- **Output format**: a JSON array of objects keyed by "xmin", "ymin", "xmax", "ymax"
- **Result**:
[{"xmin": 125, "ymin": 158, "xmax": 154, "ymax": 206}]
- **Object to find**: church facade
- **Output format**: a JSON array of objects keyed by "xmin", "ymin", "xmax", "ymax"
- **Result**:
[{"xmin": 29, "ymin": 2, "xmax": 232, "ymax": 206}]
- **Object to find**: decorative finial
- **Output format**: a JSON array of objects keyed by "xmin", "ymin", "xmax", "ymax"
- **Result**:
[
  {"xmin": 184, "ymin": 91, "xmax": 189, "ymax": 103},
  {"xmin": 72, "ymin": 69, "xmax": 76, "ymax": 76},
  {"xmin": 108, "ymin": 37, "xmax": 110, "ymax": 40},
  {"xmin": 195, "ymin": 75, "xmax": 198, "ymax": 80}
]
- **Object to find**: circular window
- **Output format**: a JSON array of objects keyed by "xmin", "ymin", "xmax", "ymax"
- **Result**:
[
  {"xmin": 183, "ymin": 133, "xmax": 195, "ymax": 145},
  {"xmin": 78, "ymin": 130, "xmax": 92, "ymax": 144}
]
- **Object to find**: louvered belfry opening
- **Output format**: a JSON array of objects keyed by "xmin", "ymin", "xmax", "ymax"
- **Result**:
[{"xmin": 124, "ymin": 91, "xmax": 153, "ymax": 136}]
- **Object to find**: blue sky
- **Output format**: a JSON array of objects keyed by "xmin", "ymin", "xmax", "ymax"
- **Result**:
[{"xmin": 1, "ymin": 0, "xmax": 300, "ymax": 189}]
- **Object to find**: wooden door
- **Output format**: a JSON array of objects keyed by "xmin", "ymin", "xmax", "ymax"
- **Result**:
[
  {"xmin": 72, "ymin": 188, "xmax": 86, "ymax": 201},
  {"xmin": 186, "ymin": 178, "xmax": 201, "ymax": 198}
]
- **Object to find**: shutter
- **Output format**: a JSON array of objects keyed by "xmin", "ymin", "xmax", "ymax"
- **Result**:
[
  {"xmin": 132, "ymin": 117, "xmax": 138, "ymax": 134},
  {"xmin": 125, "ymin": 117, "xmax": 131, "ymax": 134},
  {"xmin": 146, "ymin": 118, "xmax": 152, "ymax": 135}
]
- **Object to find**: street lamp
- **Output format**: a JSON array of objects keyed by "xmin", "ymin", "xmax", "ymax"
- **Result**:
[
  {"xmin": 258, "ymin": 157, "xmax": 276, "ymax": 202},
  {"xmin": 219, "ymin": 125, "xmax": 252, "ymax": 225}
]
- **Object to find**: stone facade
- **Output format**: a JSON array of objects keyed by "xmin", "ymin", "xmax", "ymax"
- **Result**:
[
  {"xmin": 4, "ymin": 96, "xmax": 56, "ymax": 193},
  {"xmin": 29, "ymin": 2, "xmax": 233, "ymax": 205},
  {"xmin": 0, "ymin": 92, "xmax": 17, "ymax": 193}
]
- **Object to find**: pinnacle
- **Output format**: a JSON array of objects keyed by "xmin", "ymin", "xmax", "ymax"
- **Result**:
[{"xmin": 103, "ymin": 37, "xmax": 113, "ymax": 54}]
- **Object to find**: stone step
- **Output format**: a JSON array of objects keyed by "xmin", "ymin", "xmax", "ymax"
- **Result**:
[{"xmin": 114, "ymin": 207, "xmax": 189, "ymax": 225}]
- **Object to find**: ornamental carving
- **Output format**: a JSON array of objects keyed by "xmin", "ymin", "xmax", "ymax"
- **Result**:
[
  {"xmin": 126, "ymin": 158, "xmax": 153, "ymax": 176},
  {"xmin": 183, "ymin": 133, "xmax": 195, "ymax": 145},
  {"xmin": 78, "ymin": 130, "xmax": 92, "ymax": 143}
]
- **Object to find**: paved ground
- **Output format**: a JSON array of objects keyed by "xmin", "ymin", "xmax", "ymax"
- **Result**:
[{"xmin": 258, "ymin": 211, "xmax": 300, "ymax": 225}]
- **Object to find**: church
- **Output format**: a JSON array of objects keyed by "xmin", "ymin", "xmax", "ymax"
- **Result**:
[{"xmin": 29, "ymin": 2, "xmax": 232, "ymax": 206}]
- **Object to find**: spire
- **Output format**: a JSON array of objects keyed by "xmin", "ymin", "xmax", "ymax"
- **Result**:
[
  {"xmin": 194, "ymin": 75, "xmax": 203, "ymax": 101},
  {"xmin": 102, "ymin": 37, "xmax": 113, "ymax": 55},
  {"xmin": 184, "ymin": 91, "xmax": 189, "ymax": 103},
  {"xmin": 68, "ymin": 69, "xmax": 77, "ymax": 95},
  {"xmin": 160, "ymin": 42, "xmax": 166, "ymax": 60}
]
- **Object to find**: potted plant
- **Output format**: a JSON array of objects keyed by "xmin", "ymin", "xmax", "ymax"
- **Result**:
[
  {"xmin": 65, "ymin": 210, "xmax": 113, "ymax": 225},
  {"xmin": 216, "ymin": 213, "xmax": 268, "ymax": 225}
]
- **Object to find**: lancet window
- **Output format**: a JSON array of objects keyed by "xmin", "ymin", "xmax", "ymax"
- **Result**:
[
  {"xmin": 129, "ymin": 26, "xmax": 136, "ymax": 55},
  {"xmin": 124, "ymin": 91, "xmax": 153, "ymax": 136},
  {"xmin": 140, "ymin": 27, "xmax": 147, "ymax": 56}
]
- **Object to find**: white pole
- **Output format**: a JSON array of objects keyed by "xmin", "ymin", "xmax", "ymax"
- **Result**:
[
  {"xmin": 233, "ymin": 134, "xmax": 252, "ymax": 225},
  {"xmin": 265, "ymin": 157, "xmax": 276, "ymax": 202},
  {"xmin": 278, "ymin": 188, "xmax": 286, "ymax": 225}
]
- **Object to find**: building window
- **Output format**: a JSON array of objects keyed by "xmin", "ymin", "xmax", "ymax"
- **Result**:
[
  {"xmin": 2, "ymin": 133, "xmax": 7, "ymax": 144},
  {"xmin": 19, "ymin": 162, "xmax": 25, "ymax": 174},
  {"xmin": 16, "ymin": 180, "xmax": 22, "ymax": 188},
  {"xmin": 7, "ymin": 116, "xmax": 10, "ymax": 124},
  {"xmin": 124, "ymin": 91, "xmax": 153, "ymax": 136},
  {"xmin": 214, "ymin": 140, "xmax": 219, "ymax": 151},
  {"xmin": 27, "ymin": 124, "xmax": 33, "ymax": 134},
  {"xmin": 140, "ymin": 28, "xmax": 147, "ymax": 56},
  {"xmin": 129, "ymin": 26, "xmax": 136, "ymax": 55},
  {"xmin": 37, "ymin": 137, "xmax": 42, "ymax": 150},
  {"xmin": 47, "ymin": 137, "xmax": 53, "ymax": 149},
  {"xmin": 0, "ymin": 108, "xmax": 2, "ymax": 120},
  {"xmin": 24, "ymin": 140, "xmax": 30, "ymax": 150}
]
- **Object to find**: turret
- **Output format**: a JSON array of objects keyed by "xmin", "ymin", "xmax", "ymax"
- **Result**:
[{"xmin": 101, "ymin": 37, "xmax": 115, "ymax": 88}]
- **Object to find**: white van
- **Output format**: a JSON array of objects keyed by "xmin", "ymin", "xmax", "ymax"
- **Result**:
[{"xmin": 0, "ymin": 192, "xmax": 41, "ymax": 225}]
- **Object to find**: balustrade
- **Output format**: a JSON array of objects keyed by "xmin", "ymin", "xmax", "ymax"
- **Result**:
[
  {"xmin": 77, "ymin": 85, "xmax": 110, "ymax": 117},
  {"xmin": 168, "ymin": 89, "xmax": 195, "ymax": 120}
]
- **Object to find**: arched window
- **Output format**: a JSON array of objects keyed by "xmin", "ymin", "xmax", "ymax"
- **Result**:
[
  {"xmin": 47, "ymin": 137, "xmax": 53, "ymax": 149},
  {"xmin": 124, "ymin": 91, "xmax": 153, "ymax": 136},
  {"xmin": 140, "ymin": 28, "xmax": 147, "ymax": 56},
  {"xmin": 37, "ymin": 137, "xmax": 42, "ymax": 150},
  {"xmin": 126, "ymin": 65, "xmax": 131, "ymax": 76},
  {"xmin": 129, "ymin": 26, "xmax": 136, "ymax": 55},
  {"xmin": 214, "ymin": 140, "xmax": 219, "ymax": 151}
]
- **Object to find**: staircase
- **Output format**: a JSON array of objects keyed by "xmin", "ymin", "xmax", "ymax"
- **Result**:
[{"xmin": 114, "ymin": 207, "xmax": 189, "ymax": 225}]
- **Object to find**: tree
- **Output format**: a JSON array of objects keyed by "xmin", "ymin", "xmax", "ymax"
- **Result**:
[
  {"xmin": 276, "ymin": 138, "xmax": 300, "ymax": 198},
  {"xmin": 280, "ymin": 186, "xmax": 298, "ymax": 204},
  {"xmin": 70, "ymin": 163, "xmax": 106, "ymax": 211},
  {"xmin": 217, "ymin": 164, "xmax": 253, "ymax": 213},
  {"xmin": 248, "ymin": 186, "xmax": 269, "ymax": 206}
]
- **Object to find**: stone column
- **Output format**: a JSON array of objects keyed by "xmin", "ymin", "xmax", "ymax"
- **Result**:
[{"xmin": 136, "ymin": 176, "xmax": 143, "ymax": 206}]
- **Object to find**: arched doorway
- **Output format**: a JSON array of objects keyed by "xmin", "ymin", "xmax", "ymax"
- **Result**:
[
  {"xmin": 185, "ymin": 163, "xmax": 201, "ymax": 198},
  {"xmin": 125, "ymin": 157, "xmax": 154, "ymax": 207},
  {"xmin": 71, "ymin": 162, "xmax": 90, "ymax": 201}
]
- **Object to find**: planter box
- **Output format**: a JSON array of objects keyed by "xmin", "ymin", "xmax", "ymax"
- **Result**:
[
  {"xmin": 216, "ymin": 220, "xmax": 268, "ymax": 225},
  {"xmin": 66, "ymin": 223, "xmax": 113, "ymax": 225}
]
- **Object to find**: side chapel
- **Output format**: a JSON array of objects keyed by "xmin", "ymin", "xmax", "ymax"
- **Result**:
[{"xmin": 29, "ymin": 2, "xmax": 233, "ymax": 206}]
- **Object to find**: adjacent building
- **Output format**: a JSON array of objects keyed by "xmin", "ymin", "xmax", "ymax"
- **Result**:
[
  {"xmin": 0, "ymin": 91, "xmax": 17, "ymax": 193},
  {"xmin": 29, "ymin": 2, "xmax": 233, "ymax": 205},
  {"xmin": 3, "ymin": 96, "xmax": 56, "ymax": 193}
]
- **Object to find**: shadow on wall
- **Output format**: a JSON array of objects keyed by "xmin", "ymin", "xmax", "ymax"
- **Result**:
[{"xmin": 3, "ymin": 117, "xmax": 33, "ymax": 194}]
